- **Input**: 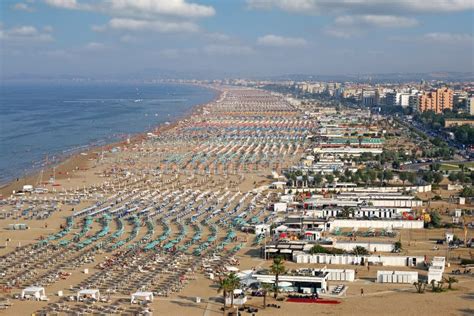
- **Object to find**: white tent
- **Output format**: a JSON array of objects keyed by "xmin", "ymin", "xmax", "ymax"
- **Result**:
[
  {"xmin": 226, "ymin": 266, "xmax": 239, "ymax": 272},
  {"xmin": 77, "ymin": 289, "xmax": 100, "ymax": 301},
  {"xmin": 21, "ymin": 286, "xmax": 46, "ymax": 300},
  {"xmin": 131, "ymin": 291, "xmax": 154, "ymax": 304},
  {"xmin": 278, "ymin": 282, "xmax": 292, "ymax": 287}
]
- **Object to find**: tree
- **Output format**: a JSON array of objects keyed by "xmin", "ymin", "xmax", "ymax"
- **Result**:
[
  {"xmin": 407, "ymin": 172, "xmax": 416, "ymax": 185},
  {"xmin": 261, "ymin": 282, "xmax": 273, "ymax": 308},
  {"xmin": 399, "ymin": 172, "xmax": 408, "ymax": 186},
  {"xmin": 366, "ymin": 170, "xmax": 377, "ymax": 185},
  {"xmin": 448, "ymin": 172, "xmax": 458, "ymax": 182},
  {"xmin": 217, "ymin": 278, "xmax": 231, "ymax": 311},
  {"xmin": 340, "ymin": 206, "xmax": 355, "ymax": 218},
  {"xmin": 430, "ymin": 211, "xmax": 442, "ymax": 228},
  {"xmin": 309, "ymin": 244, "xmax": 330, "ymax": 254},
  {"xmin": 430, "ymin": 280, "xmax": 445, "ymax": 292},
  {"xmin": 226, "ymin": 272, "xmax": 241, "ymax": 307},
  {"xmin": 383, "ymin": 170, "xmax": 394, "ymax": 182},
  {"xmin": 393, "ymin": 241, "xmax": 402, "ymax": 252},
  {"xmin": 325, "ymin": 174, "xmax": 335, "ymax": 184},
  {"xmin": 377, "ymin": 171, "xmax": 384, "ymax": 185},
  {"xmin": 432, "ymin": 172, "xmax": 444, "ymax": 185},
  {"xmin": 270, "ymin": 257, "xmax": 286, "ymax": 299},
  {"xmin": 444, "ymin": 276, "xmax": 458, "ymax": 290},
  {"xmin": 314, "ymin": 173, "xmax": 323, "ymax": 187},
  {"xmin": 352, "ymin": 246, "xmax": 369, "ymax": 256},
  {"xmin": 460, "ymin": 186, "xmax": 473, "ymax": 198},
  {"xmin": 413, "ymin": 281, "xmax": 427, "ymax": 294},
  {"xmin": 430, "ymin": 163, "xmax": 441, "ymax": 171}
]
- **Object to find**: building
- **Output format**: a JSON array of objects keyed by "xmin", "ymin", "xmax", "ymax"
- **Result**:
[
  {"xmin": 409, "ymin": 93, "xmax": 421, "ymax": 112},
  {"xmin": 444, "ymin": 119, "xmax": 474, "ymax": 128},
  {"xmin": 385, "ymin": 92, "xmax": 398, "ymax": 107},
  {"xmin": 252, "ymin": 269, "xmax": 329, "ymax": 294},
  {"xmin": 399, "ymin": 93, "xmax": 411, "ymax": 108},
  {"xmin": 419, "ymin": 88, "xmax": 453, "ymax": 113},
  {"xmin": 362, "ymin": 90, "xmax": 376, "ymax": 106},
  {"xmin": 467, "ymin": 96, "xmax": 474, "ymax": 115}
]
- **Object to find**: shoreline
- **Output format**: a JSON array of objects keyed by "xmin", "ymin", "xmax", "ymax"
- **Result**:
[{"xmin": 0, "ymin": 83, "xmax": 222, "ymax": 197}]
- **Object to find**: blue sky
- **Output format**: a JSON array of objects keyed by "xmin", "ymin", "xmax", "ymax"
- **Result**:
[{"xmin": 1, "ymin": 0, "xmax": 473, "ymax": 78}]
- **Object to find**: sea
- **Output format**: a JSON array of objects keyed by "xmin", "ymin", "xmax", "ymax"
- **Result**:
[{"xmin": 0, "ymin": 82, "xmax": 216, "ymax": 185}]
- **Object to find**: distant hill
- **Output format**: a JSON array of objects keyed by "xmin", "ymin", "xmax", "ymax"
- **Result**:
[{"xmin": 267, "ymin": 72, "xmax": 474, "ymax": 83}]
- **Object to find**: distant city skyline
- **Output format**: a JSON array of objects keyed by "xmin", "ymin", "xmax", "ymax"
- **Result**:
[{"xmin": 1, "ymin": 0, "xmax": 473, "ymax": 78}]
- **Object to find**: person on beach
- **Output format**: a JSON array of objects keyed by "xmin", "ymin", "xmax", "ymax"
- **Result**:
[{"xmin": 361, "ymin": 288, "xmax": 364, "ymax": 296}]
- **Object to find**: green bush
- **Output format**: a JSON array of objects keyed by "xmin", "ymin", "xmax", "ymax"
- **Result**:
[{"xmin": 460, "ymin": 259, "xmax": 474, "ymax": 265}]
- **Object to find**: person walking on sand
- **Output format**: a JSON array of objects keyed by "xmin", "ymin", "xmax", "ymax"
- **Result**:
[{"xmin": 360, "ymin": 288, "xmax": 364, "ymax": 296}]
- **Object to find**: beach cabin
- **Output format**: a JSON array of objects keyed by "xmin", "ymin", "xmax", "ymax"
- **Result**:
[
  {"xmin": 273, "ymin": 202, "xmax": 287, "ymax": 213},
  {"xmin": 225, "ymin": 289, "xmax": 247, "ymax": 306},
  {"xmin": 21, "ymin": 286, "xmax": 46, "ymax": 300},
  {"xmin": 131, "ymin": 292, "xmax": 154, "ymax": 304},
  {"xmin": 271, "ymin": 181, "xmax": 286, "ymax": 190},
  {"xmin": 77, "ymin": 289, "xmax": 100, "ymax": 301},
  {"xmin": 7, "ymin": 223, "xmax": 28, "ymax": 230},
  {"xmin": 22, "ymin": 185, "xmax": 34, "ymax": 192},
  {"xmin": 376, "ymin": 271, "xmax": 418, "ymax": 284}
]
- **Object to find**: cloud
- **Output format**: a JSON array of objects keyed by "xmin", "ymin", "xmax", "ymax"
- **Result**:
[
  {"xmin": 84, "ymin": 41, "xmax": 106, "ymax": 51},
  {"xmin": 119, "ymin": 34, "xmax": 137, "ymax": 43},
  {"xmin": 157, "ymin": 48, "xmax": 181, "ymax": 58},
  {"xmin": 324, "ymin": 27, "xmax": 360, "ymax": 39},
  {"xmin": 246, "ymin": 0, "xmax": 474, "ymax": 15},
  {"xmin": 334, "ymin": 15, "xmax": 418, "ymax": 28},
  {"xmin": 325, "ymin": 15, "xmax": 418, "ymax": 38},
  {"xmin": 12, "ymin": 2, "xmax": 35, "ymax": 12},
  {"xmin": 203, "ymin": 44, "xmax": 255, "ymax": 55},
  {"xmin": 44, "ymin": 0, "xmax": 79, "ymax": 10},
  {"xmin": 257, "ymin": 34, "xmax": 307, "ymax": 47},
  {"xmin": 46, "ymin": 1, "xmax": 214, "ymax": 36},
  {"xmin": 0, "ymin": 25, "xmax": 54, "ymax": 43},
  {"xmin": 106, "ymin": 0, "xmax": 215, "ymax": 18},
  {"xmin": 205, "ymin": 32, "xmax": 231, "ymax": 41},
  {"xmin": 44, "ymin": 0, "xmax": 215, "ymax": 18},
  {"xmin": 43, "ymin": 25, "xmax": 54, "ymax": 33},
  {"xmin": 97, "ymin": 18, "xmax": 199, "ymax": 33},
  {"xmin": 423, "ymin": 32, "xmax": 474, "ymax": 43}
]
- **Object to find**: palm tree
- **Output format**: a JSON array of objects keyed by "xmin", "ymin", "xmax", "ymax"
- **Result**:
[
  {"xmin": 413, "ymin": 281, "xmax": 427, "ymax": 293},
  {"xmin": 226, "ymin": 272, "xmax": 241, "ymax": 307},
  {"xmin": 217, "ymin": 277, "xmax": 231, "ymax": 312},
  {"xmin": 443, "ymin": 276, "xmax": 458, "ymax": 290},
  {"xmin": 261, "ymin": 282, "xmax": 273, "ymax": 309},
  {"xmin": 270, "ymin": 257, "xmax": 286, "ymax": 299}
]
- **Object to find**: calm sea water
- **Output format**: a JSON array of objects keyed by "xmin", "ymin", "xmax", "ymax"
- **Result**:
[{"xmin": 0, "ymin": 83, "xmax": 215, "ymax": 184}]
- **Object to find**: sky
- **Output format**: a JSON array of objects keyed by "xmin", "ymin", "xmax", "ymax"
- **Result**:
[{"xmin": 1, "ymin": 0, "xmax": 473, "ymax": 78}]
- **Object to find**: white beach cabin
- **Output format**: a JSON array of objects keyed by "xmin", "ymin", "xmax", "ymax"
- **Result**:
[
  {"xmin": 77, "ymin": 289, "xmax": 100, "ymax": 301},
  {"xmin": 225, "ymin": 289, "xmax": 247, "ymax": 306},
  {"xmin": 131, "ymin": 291, "xmax": 154, "ymax": 304},
  {"xmin": 21, "ymin": 286, "xmax": 46, "ymax": 300}
]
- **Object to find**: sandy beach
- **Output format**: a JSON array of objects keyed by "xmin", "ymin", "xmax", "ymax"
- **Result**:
[{"xmin": 0, "ymin": 86, "xmax": 472, "ymax": 316}]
